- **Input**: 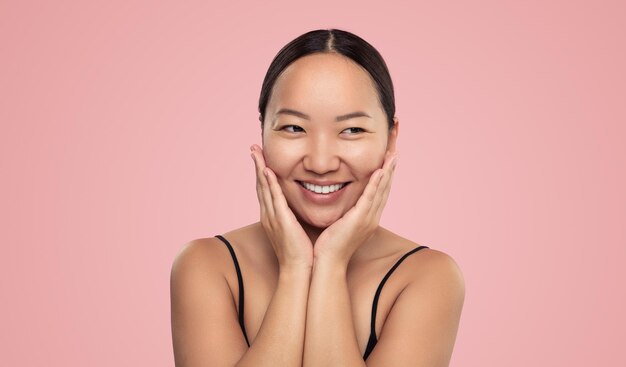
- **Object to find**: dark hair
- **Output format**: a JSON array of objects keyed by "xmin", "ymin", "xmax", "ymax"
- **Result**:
[{"xmin": 258, "ymin": 29, "xmax": 396, "ymax": 131}]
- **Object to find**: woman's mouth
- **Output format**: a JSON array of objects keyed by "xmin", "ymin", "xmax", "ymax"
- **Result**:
[
  {"xmin": 296, "ymin": 180, "xmax": 350, "ymax": 194},
  {"xmin": 295, "ymin": 180, "xmax": 351, "ymax": 205}
]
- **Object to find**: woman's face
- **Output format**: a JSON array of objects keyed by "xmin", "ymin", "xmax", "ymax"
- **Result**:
[{"xmin": 262, "ymin": 52, "xmax": 398, "ymax": 229}]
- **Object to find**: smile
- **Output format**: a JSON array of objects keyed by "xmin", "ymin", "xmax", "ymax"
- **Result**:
[{"xmin": 297, "ymin": 181, "xmax": 350, "ymax": 194}]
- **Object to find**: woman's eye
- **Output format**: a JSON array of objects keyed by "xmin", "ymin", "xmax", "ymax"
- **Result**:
[
  {"xmin": 342, "ymin": 127, "xmax": 365, "ymax": 134},
  {"xmin": 281, "ymin": 125, "xmax": 304, "ymax": 133}
]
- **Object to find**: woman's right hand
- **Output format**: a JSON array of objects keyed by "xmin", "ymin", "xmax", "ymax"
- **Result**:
[{"xmin": 250, "ymin": 144, "xmax": 314, "ymax": 270}]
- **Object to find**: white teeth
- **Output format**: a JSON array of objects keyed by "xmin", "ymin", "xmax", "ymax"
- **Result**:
[{"xmin": 300, "ymin": 181, "xmax": 346, "ymax": 194}]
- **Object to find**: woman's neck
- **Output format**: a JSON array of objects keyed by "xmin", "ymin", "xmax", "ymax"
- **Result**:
[{"xmin": 299, "ymin": 219, "xmax": 324, "ymax": 245}]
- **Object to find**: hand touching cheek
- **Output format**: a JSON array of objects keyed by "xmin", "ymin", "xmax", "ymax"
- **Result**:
[
  {"xmin": 251, "ymin": 144, "xmax": 314, "ymax": 270},
  {"xmin": 312, "ymin": 150, "xmax": 398, "ymax": 267}
]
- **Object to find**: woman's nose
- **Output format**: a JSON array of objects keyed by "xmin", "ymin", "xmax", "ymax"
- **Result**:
[{"xmin": 302, "ymin": 140, "xmax": 340, "ymax": 175}]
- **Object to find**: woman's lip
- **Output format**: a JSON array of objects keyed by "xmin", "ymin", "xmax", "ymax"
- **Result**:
[
  {"xmin": 296, "ymin": 181, "xmax": 351, "ymax": 205},
  {"xmin": 296, "ymin": 180, "xmax": 351, "ymax": 186}
]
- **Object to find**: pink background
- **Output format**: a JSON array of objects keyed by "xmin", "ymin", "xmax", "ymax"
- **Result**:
[{"xmin": 1, "ymin": 1, "xmax": 624, "ymax": 365}]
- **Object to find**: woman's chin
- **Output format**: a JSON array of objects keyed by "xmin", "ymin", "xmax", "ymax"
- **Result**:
[{"xmin": 299, "ymin": 211, "xmax": 342, "ymax": 229}]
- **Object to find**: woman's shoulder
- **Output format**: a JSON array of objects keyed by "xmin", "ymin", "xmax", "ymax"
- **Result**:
[
  {"xmin": 170, "ymin": 236, "xmax": 229, "ymax": 280},
  {"xmin": 171, "ymin": 222, "xmax": 269, "ymax": 277},
  {"xmin": 374, "ymin": 228, "xmax": 464, "ymax": 286}
]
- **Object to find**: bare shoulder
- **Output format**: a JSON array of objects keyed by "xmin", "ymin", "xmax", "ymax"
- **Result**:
[
  {"xmin": 170, "ymin": 236, "xmax": 230, "ymax": 280},
  {"xmin": 172, "ymin": 237, "xmax": 223, "ymax": 273},
  {"xmin": 410, "ymin": 247, "xmax": 464, "ymax": 286},
  {"xmin": 364, "ymin": 232, "xmax": 466, "ymax": 365},
  {"xmin": 389, "ymin": 232, "xmax": 466, "ymax": 324},
  {"xmin": 383, "ymin": 229, "xmax": 464, "ymax": 290},
  {"xmin": 170, "ymin": 222, "xmax": 263, "ymax": 277},
  {"xmin": 170, "ymin": 230, "xmax": 256, "ymax": 366}
]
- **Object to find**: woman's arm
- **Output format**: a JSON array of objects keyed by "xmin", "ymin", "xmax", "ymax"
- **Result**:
[
  {"xmin": 303, "ymin": 257, "xmax": 366, "ymax": 367},
  {"xmin": 234, "ymin": 264, "xmax": 311, "ymax": 367},
  {"xmin": 171, "ymin": 239, "xmax": 248, "ymax": 367},
  {"xmin": 239, "ymin": 145, "xmax": 315, "ymax": 366},
  {"xmin": 302, "ymin": 250, "xmax": 465, "ymax": 367},
  {"xmin": 362, "ymin": 250, "xmax": 465, "ymax": 366},
  {"xmin": 170, "ymin": 239, "xmax": 312, "ymax": 367},
  {"xmin": 303, "ymin": 152, "xmax": 398, "ymax": 366}
]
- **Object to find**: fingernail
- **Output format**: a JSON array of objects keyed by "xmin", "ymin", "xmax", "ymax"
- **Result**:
[
  {"xmin": 250, "ymin": 145, "xmax": 255, "ymax": 152},
  {"xmin": 263, "ymin": 167, "xmax": 269, "ymax": 176}
]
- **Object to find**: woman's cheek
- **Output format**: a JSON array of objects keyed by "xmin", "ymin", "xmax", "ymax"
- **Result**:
[
  {"xmin": 350, "ymin": 149, "xmax": 385, "ymax": 178},
  {"xmin": 263, "ymin": 143, "xmax": 292, "ymax": 177}
]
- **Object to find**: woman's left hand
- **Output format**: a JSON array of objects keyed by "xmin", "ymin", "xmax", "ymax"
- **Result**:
[{"xmin": 313, "ymin": 150, "xmax": 398, "ymax": 267}]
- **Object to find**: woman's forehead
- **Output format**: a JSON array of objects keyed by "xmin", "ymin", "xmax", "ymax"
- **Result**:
[{"xmin": 269, "ymin": 54, "xmax": 380, "ymax": 116}]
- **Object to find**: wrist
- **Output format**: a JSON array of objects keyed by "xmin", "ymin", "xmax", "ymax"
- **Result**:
[
  {"xmin": 312, "ymin": 255, "xmax": 349, "ymax": 275},
  {"xmin": 279, "ymin": 263, "xmax": 313, "ymax": 277}
]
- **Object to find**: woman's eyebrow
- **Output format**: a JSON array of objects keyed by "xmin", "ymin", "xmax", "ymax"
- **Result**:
[{"xmin": 274, "ymin": 108, "xmax": 371, "ymax": 122}]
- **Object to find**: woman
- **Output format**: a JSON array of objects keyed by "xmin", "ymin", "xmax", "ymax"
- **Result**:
[{"xmin": 171, "ymin": 29, "xmax": 465, "ymax": 367}]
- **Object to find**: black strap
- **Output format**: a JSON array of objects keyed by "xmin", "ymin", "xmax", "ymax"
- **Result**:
[
  {"xmin": 363, "ymin": 245, "xmax": 429, "ymax": 360},
  {"xmin": 215, "ymin": 235, "xmax": 250, "ymax": 347}
]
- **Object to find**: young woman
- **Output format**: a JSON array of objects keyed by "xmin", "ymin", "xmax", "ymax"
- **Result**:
[{"xmin": 171, "ymin": 29, "xmax": 465, "ymax": 367}]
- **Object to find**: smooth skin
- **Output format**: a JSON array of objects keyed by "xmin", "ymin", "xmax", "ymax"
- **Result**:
[
  {"xmin": 252, "ymin": 143, "xmax": 397, "ymax": 269},
  {"xmin": 170, "ymin": 53, "xmax": 465, "ymax": 367}
]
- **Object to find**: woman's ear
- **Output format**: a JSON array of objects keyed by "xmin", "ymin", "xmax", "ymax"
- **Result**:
[{"xmin": 387, "ymin": 117, "xmax": 399, "ymax": 153}]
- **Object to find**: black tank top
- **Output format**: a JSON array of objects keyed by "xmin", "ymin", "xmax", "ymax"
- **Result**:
[{"xmin": 215, "ymin": 234, "xmax": 429, "ymax": 361}]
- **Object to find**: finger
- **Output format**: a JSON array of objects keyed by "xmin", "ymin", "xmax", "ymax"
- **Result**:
[
  {"xmin": 251, "ymin": 151, "xmax": 268, "ymax": 220},
  {"xmin": 264, "ymin": 167, "xmax": 294, "ymax": 222},
  {"xmin": 251, "ymin": 146, "xmax": 275, "ymax": 220},
  {"xmin": 354, "ymin": 168, "xmax": 384, "ymax": 213},
  {"xmin": 257, "ymin": 150, "xmax": 276, "ymax": 220},
  {"xmin": 251, "ymin": 152, "xmax": 264, "ymax": 202},
  {"xmin": 370, "ymin": 151, "xmax": 397, "ymax": 220},
  {"xmin": 374, "ymin": 153, "xmax": 398, "ymax": 221}
]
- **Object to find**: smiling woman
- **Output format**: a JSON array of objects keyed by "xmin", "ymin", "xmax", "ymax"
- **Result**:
[{"xmin": 170, "ymin": 29, "xmax": 465, "ymax": 367}]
